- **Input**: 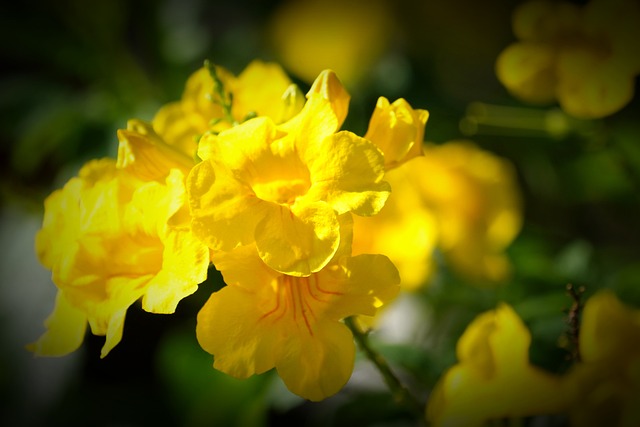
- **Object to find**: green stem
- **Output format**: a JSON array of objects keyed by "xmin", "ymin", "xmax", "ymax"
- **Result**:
[{"xmin": 345, "ymin": 317, "xmax": 425, "ymax": 419}]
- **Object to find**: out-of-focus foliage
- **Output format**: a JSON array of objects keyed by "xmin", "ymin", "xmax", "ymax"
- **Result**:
[{"xmin": 2, "ymin": 0, "xmax": 640, "ymax": 426}]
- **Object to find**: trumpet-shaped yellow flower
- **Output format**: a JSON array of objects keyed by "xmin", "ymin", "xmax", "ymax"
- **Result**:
[
  {"xmin": 29, "ymin": 159, "xmax": 209, "ymax": 358},
  {"xmin": 196, "ymin": 220, "xmax": 400, "ymax": 401},
  {"xmin": 353, "ymin": 141, "xmax": 521, "ymax": 288},
  {"xmin": 267, "ymin": 0, "xmax": 393, "ymax": 86},
  {"xmin": 188, "ymin": 70, "xmax": 390, "ymax": 276},
  {"xmin": 364, "ymin": 97, "xmax": 429, "ymax": 171},
  {"xmin": 352, "ymin": 159, "xmax": 439, "ymax": 291},
  {"xmin": 419, "ymin": 141, "xmax": 522, "ymax": 284},
  {"xmin": 152, "ymin": 60, "xmax": 304, "ymax": 158},
  {"xmin": 563, "ymin": 290, "xmax": 640, "ymax": 427},
  {"xmin": 426, "ymin": 303, "xmax": 569, "ymax": 426},
  {"xmin": 496, "ymin": 0, "xmax": 640, "ymax": 119}
]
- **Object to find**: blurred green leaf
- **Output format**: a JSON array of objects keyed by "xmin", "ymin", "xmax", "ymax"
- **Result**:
[{"xmin": 156, "ymin": 325, "xmax": 270, "ymax": 427}]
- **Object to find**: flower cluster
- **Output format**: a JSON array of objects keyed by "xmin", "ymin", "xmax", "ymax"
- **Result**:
[
  {"xmin": 496, "ymin": 0, "xmax": 640, "ymax": 119},
  {"xmin": 30, "ymin": 60, "xmax": 440, "ymax": 400}
]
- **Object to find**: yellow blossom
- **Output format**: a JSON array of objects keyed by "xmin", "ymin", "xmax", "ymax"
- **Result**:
[
  {"xmin": 352, "ymin": 159, "xmax": 439, "ymax": 291},
  {"xmin": 267, "ymin": 0, "xmax": 394, "ymax": 86},
  {"xmin": 29, "ymin": 158, "xmax": 209, "ymax": 358},
  {"xmin": 496, "ymin": 0, "xmax": 640, "ymax": 119},
  {"xmin": 418, "ymin": 141, "xmax": 522, "ymax": 284},
  {"xmin": 196, "ymin": 219, "xmax": 400, "ymax": 401},
  {"xmin": 188, "ymin": 70, "xmax": 390, "ymax": 276},
  {"xmin": 152, "ymin": 60, "xmax": 304, "ymax": 157},
  {"xmin": 563, "ymin": 290, "xmax": 640, "ymax": 427},
  {"xmin": 353, "ymin": 141, "xmax": 521, "ymax": 288},
  {"xmin": 364, "ymin": 97, "xmax": 429, "ymax": 171},
  {"xmin": 426, "ymin": 303, "xmax": 569, "ymax": 426}
]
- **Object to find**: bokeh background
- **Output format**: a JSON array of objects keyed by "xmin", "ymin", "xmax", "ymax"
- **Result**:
[{"xmin": 1, "ymin": 0, "xmax": 639, "ymax": 425}]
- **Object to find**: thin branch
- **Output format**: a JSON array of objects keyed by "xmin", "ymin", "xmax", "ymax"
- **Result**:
[{"xmin": 345, "ymin": 317, "xmax": 425, "ymax": 419}]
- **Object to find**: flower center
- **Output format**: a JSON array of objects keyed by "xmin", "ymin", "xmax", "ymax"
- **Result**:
[{"xmin": 252, "ymin": 177, "xmax": 310, "ymax": 205}]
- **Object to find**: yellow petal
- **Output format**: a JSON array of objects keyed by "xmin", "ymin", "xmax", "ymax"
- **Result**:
[
  {"xmin": 255, "ymin": 201, "xmax": 340, "ymax": 276},
  {"xmin": 188, "ymin": 158, "xmax": 269, "ymax": 251},
  {"xmin": 557, "ymin": 49, "xmax": 635, "ymax": 119},
  {"xmin": 141, "ymin": 228, "xmax": 209, "ymax": 313},
  {"xmin": 210, "ymin": 244, "xmax": 280, "ymax": 292},
  {"xmin": 277, "ymin": 84, "xmax": 306, "ymax": 123},
  {"xmin": 117, "ymin": 119, "xmax": 194, "ymax": 181},
  {"xmin": 277, "ymin": 320, "xmax": 355, "ymax": 401},
  {"xmin": 306, "ymin": 69, "xmax": 350, "ymax": 127},
  {"xmin": 280, "ymin": 69, "xmax": 350, "ymax": 148},
  {"xmin": 496, "ymin": 42, "xmax": 557, "ymax": 104},
  {"xmin": 151, "ymin": 101, "xmax": 199, "ymax": 157},
  {"xmin": 304, "ymin": 131, "xmax": 390, "ymax": 216},
  {"xmin": 196, "ymin": 285, "xmax": 280, "ymax": 378},
  {"xmin": 200, "ymin": 117, "xmax": 287, "ymax": 179},
  {"xmin": 231, "ymin": 60, "xmax": 300, "ymax": 122},
  {"xmin": 457, "ymin": 305, "xmax": 528, "ymax": 373},
  {"xmin": 35, "ymin": 179, "xmax": 82, "ymax": 270},
  {"xmin": 27, "ymin": 291, "xmax": 87, "ymax": 357},
  {"xmin": 100, "ymin": 307, "xmax": 127, "ymax": 358},
  {"xmin": 579, "ymin": 290, "xmax": 640, "ymax": 364},
  {"xmin": 320, "ymin": 254, "xmax": 400, "ymax": 319}
]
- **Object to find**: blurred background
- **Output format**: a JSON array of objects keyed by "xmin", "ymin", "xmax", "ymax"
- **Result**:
[{"xmin": 1, "ymin": 0, "xmax": 639, "ymax": 425}]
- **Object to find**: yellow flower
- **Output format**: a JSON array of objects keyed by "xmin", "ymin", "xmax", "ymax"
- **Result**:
[
  {"xmin": 196, "ymin": 220, "xmax": 400, "ymax": 401},
  {"xmin": 267, "ymin": 0, "xmax": 393, "ymax": 86},
  {"xmin": 419, "ymin": 141, "xmax": 522, "ymax": 284},
  {"xmin": 364, "ymin": 97, "xmax": 429, "ymax": 171},
  {"xmin": 152, "ymin": 60, "xmax": 304, "ymax": 157},
  {"xmin": 496, "ymin": 0, "xmax": 640, "ymax": 119},
  {"xmin": 188, "ymin": 70, "xmax": 390, "ymax": 276},
  {"xmin": 353, "ymin": 141, "xmax": 521, "ymax": 288},
  {"xmin": 563, "ymin": 290, "xmax": 640, "ymax": 427},
  {"xmin": 352, "ymin": 159, "xmax": 439, "ymax": 291},
  {"xmin": 426, "ymin": 304, "xmax": 568, "ymax": 427},
  {"xmin": 29, "ymin": 159, "xmax": 209, "ymax": 358}
]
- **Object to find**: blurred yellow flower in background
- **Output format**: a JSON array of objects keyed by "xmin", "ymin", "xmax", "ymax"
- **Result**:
[
  {"xmin": 267, "ymin": 0, "xmax": 394, "ymax": 87},
  {"xmin": 426, "ymin": 303, "xmax": 568, "ymax": 426},
  {"xmin": 188, "ymin": 70, "xmax": 390, "ymax": 277},
  {"xmin": 29, "ymin": 157, "xmax": 209, "ymax": 358},
  {"xmin": 353, "ymin": 140, "xmax": 522, "ymax": 290},
  {"xmin": 352, "ymin": 160, "xmax": 439, "ymax": 291},
  {"xmin": 563, "ymin": 290, "xmax": 640, "ymax": 427},
  {"xmin": 152, "ymin": 60, "xmax": 304, "ymax": 158},
  {"xmin": 420, "ymin": 141, "xmax": 522, "ymax": 284},
  {"xmin": 196, "ymin": 223, "xmax": 399, "ymax": 401},
  {"xmin": 496, "ymin": 0, "xmax": 640, "ymax": 119}
]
